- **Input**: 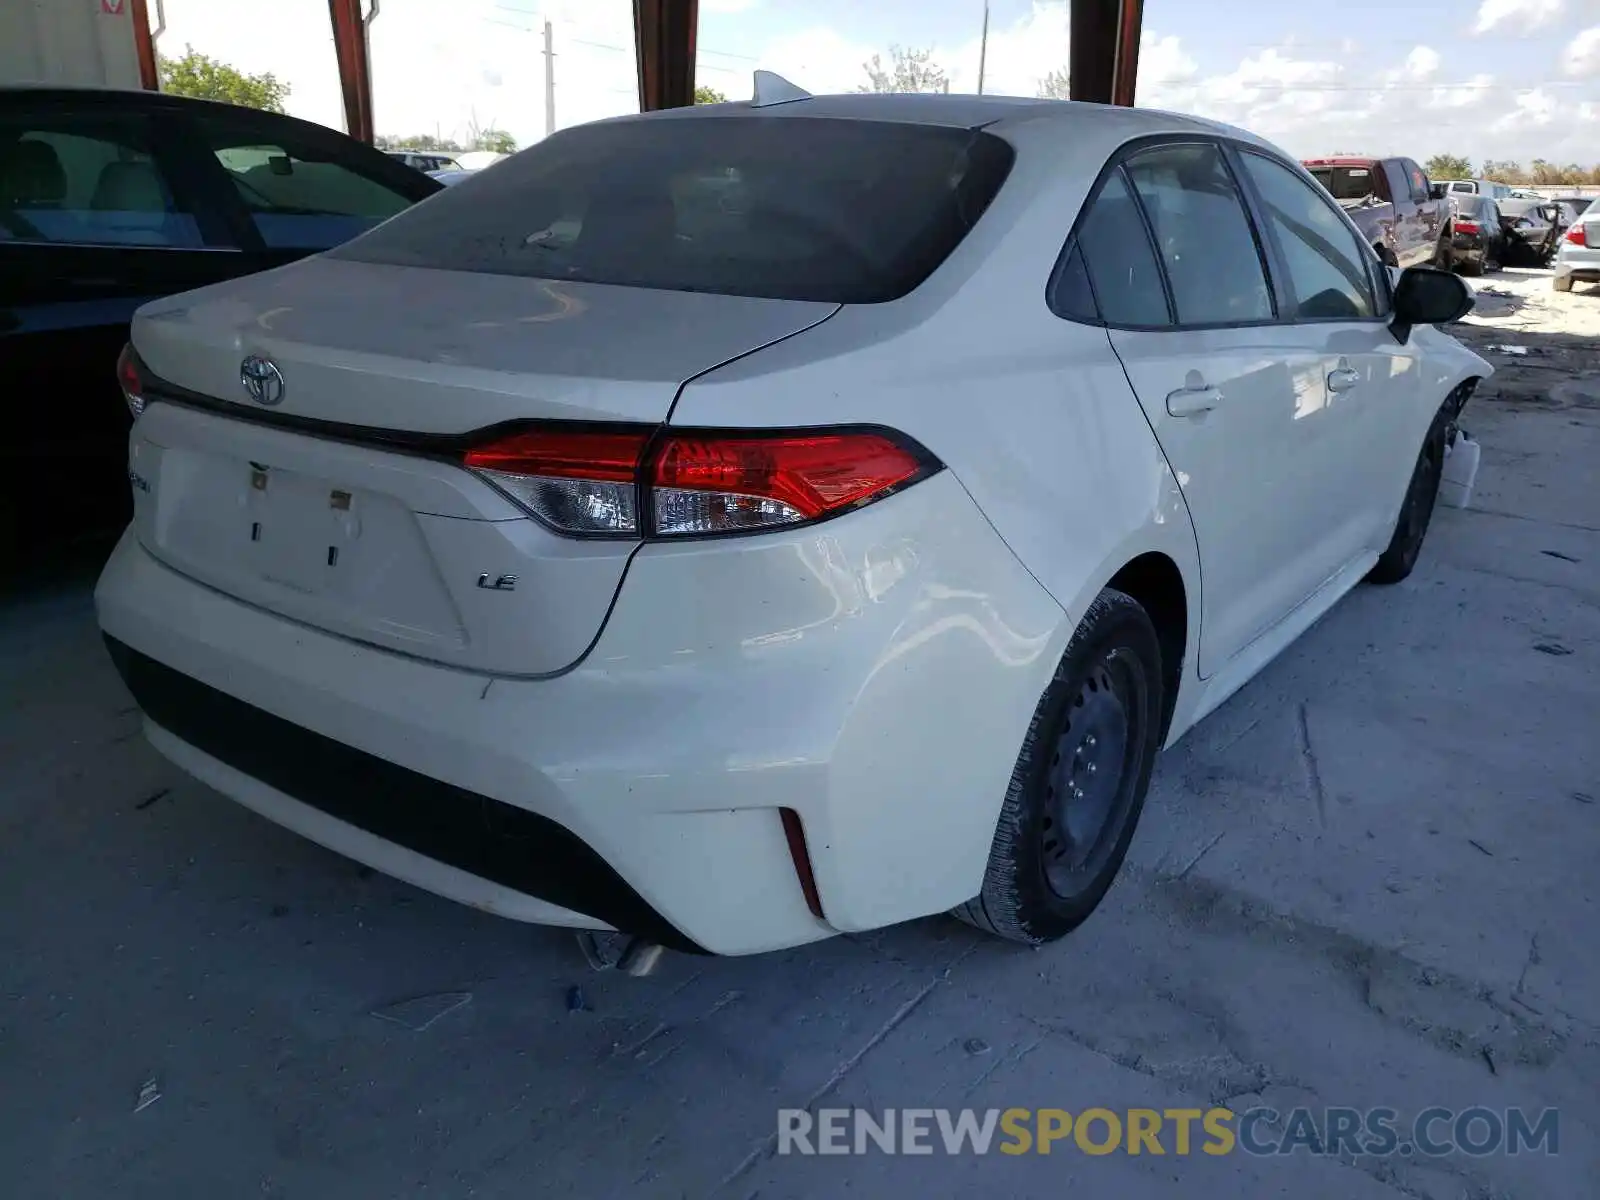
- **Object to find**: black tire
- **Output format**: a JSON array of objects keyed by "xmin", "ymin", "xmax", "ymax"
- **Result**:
[
  {"xmin": 955, "ymin": 589, "xmax": 1165, "ymax": 944},
  {"xmin": 1431, "ymin": 234, "xmax": 1451, "ymax": 269},
  {"xmin": 1460, "ymin": 256, "xmax": 1482, "ymax": 277},
  {"xmin": 1368, "ymin": 411, "xmax": 1448, "ymax": 585},
  {"xmin": 1553, "ymin": 274, "xmax": 1574, "ymax": 293}
]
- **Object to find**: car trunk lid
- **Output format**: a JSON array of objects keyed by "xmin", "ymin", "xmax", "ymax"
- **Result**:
[{"xmin": 127, "ymin": 257, "xmax": 838, "ymax": 675}]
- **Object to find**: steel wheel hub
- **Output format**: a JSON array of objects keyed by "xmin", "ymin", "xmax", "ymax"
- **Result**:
[{"xmin": 1043, "ymin": 658, "xmax": 1131, "ymax": 895}]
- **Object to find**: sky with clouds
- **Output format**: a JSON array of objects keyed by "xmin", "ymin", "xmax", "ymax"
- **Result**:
[{"xmin": 153, "ymin": 0, "xmax": 1600, "ymax": 168}]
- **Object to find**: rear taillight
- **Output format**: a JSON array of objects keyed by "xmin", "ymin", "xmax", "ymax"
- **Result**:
[
  {"xmin": 1566, "ymin": 223, "xmax": 1588, "ymax": 247},
  {"xmin": 1454, "ymin": 220, "xmax": 1480, "ymax": 235},
  {"xmin": 462, "ymin": 426, "xmax": 937, "ymax": 539},
  {"xmin": 117, "ymin": 343, "xmax": 146, "ymax": 417},
  {"xmin": 651, "ymin": 431, "xmax": 928, "ymax": 536},
  {"xmin": 463, "ymin": 427, "xmax": 648, "ymax": 536}
]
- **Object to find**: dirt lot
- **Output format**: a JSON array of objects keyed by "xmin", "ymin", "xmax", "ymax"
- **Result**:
[{"xmin": 3, "ymin": 272, "xmax": 1597, "ymax": 1199}]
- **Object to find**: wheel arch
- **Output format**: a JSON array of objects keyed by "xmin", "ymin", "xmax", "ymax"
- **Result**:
[{"xmin": 1104, "ymin": 551, "xmax": 1190, "ymax": 744}]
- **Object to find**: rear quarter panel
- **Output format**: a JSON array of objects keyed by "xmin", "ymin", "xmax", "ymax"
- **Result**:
[{"xmin": 670, "ymin": 114, "xmax": 1204, "ymax": 739}]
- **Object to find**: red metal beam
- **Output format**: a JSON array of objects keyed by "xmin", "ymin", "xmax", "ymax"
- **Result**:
[
  {"xmin": 328, "ymin": 0, "xmax": 375, "ymax": 143},
  {"xmin": 129, "ymin": 0, "xmax": 160, "ymax": 91},
  {"xmin": 1070, "ymin": 0, "xmax": 1143, "ymax": 107},
  {"xmin": 633, "ymin": 0, "xmax": 699, "ymax": 112}
]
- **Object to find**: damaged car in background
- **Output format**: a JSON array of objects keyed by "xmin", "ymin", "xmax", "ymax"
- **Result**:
[
  {"xmin": 1495, "ymin": 197, "xmax": 1564, "ymax": 266},
  {"xmin": 1441, "ymin": 193, "xmax": 1504, "ymax": 276}
]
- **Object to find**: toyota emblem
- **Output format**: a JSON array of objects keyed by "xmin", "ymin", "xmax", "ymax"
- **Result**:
[{"xmin": 240, "ymin": 355, "xmax": 285, "ymax": 407}]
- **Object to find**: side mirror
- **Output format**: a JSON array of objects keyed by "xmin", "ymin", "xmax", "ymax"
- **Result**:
[{"xmin": 1390, "ymin": 266, "xmax": 1474, "ymax": 344}]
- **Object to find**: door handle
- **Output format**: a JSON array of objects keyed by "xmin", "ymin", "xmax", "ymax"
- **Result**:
[
  {"xmin": 1166, "ymin": 383, "xmax": 1221, "ymax": 417},
  {"xmin": 1327, "ymin": 366, "xmax": 1362, "ymax": 393}
]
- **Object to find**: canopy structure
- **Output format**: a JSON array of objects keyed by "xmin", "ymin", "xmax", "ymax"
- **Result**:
[{"xmin": 124, "ymin": 0, "xmax": 1146, "ymax": 143}]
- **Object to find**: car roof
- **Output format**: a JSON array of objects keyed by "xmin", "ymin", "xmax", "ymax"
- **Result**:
[{"xmin": 604, "ymin": 92, "xmax": 1278, "ymax": 151}]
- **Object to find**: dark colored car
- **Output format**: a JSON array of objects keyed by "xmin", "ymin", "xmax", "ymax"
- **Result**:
[
  {"xmin": 1495, "ymin": 198, "xmax": 1563, "ymax": 266},
  {"xmin": 1302, "ymin": 156, "xmax": 1446, "ymax": 268},
  {"xmin": 1, "ymin": 87, "xmax": 441, "ymax": 574},
  {"xmin": 1444, "ymin": 194, "xmax": 1503, "ymax": 275}
]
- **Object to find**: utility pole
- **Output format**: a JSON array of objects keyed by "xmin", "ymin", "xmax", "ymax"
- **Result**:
[
  {"xmin": 976, "ymin": 0, "xmax": 989, "ymax": 95},
  {"xmin": 543, "ymin": 18, "xmax": 556, "ymax": 137}
]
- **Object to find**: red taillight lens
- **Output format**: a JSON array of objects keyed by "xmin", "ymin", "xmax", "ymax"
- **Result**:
[
  {"xmin": 651, "ymin": 431, "xmax": 927, "ymax": 536},
  {"xmin": 1454, "ymin": 220, "xmax": 1480, "ymax": 235},
  {"xmin": 463, "ymin": 427, "xmax": 650, "ymax": 536},
  {"xmin": 462, "ymin": 425, "xmax": 934, "ymax": 539},
  {"xmin": 117, "ymin": 343, "xmax": 146, "ymax": 417},
  {"xmin": 1565, "ymin": 223, "xmax": 1588, "ymax": 246}
]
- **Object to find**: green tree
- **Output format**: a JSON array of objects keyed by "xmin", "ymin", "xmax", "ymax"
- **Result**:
[
  {"xmin": 858, "ymin": 45, "xmax": 948, "ymax": 94},
  {"xmin": 1423, "ymin": 154, "xmax": 1472, "ymax": 181},
  {"xmin": 694, "ymin": 85, "xmax": 728, "ymax": 104},
  {"xmin": 1037, "ymin": 67, "xmax": 1070, "ymax": 100},
  {"xmin": 1480, "ymin": 159, "xmax": 1521, "ymax": 183},
  {"xmin": 473, "ymin": 128, "xmax": 518, "ymax": 155},
  {"xmin": 160, "ymin": 46, "xmax": 289, "ymax": 112}
]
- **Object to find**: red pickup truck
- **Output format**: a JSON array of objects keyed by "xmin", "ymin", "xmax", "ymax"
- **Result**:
[{"xmin": 1302, "ymin": 156, "xmax": 1447, "ymax": 269}]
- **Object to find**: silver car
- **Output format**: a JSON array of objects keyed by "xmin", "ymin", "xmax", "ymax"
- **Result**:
[{"xmin": 1552, "ymin": 206, "xmax": 1600, "ymax": 292}]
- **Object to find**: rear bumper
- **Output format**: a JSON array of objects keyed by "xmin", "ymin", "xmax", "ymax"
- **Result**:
[
  {"xmin": 96, "ymin": 471, "xmax": 1068, "ymax": 955},
  {"xmin": 1553, "ymin": 248, "xmax": 1600, "ymax": 282},
  {"xmin": 104, "ymin": 635, "xmax": 704, "ymax": 951}
]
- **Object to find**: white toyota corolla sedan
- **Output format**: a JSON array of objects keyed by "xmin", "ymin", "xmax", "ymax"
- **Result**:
[{"xmin": 97, "ymin": 82, "xmax": 1491, "ymax": 958}]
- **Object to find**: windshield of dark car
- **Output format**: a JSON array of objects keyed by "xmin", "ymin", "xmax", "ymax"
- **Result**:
[
  {"xmin": 329, "ymin": 116, "xmax": 1015, "ymax": 304},
  {"xmin": 1308, "ymin": 165, "xmax": 1378, "ymax": 201}
]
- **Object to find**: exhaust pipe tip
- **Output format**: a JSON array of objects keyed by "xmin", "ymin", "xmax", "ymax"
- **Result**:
[
  {"xmin": 577, "ymin": 931, "xmax": 668, "ymax": 977},
  {"xmin": 619, "ymin": 939, "xmax": 666, "ymax": 978}
]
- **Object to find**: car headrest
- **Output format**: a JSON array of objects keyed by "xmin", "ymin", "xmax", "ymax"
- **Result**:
[
  {"xmin": 1, "ymin": 139, "xmax": 68, "ymax": 206},
  {"xmin": 91, "ymin": 161, "xmax": 169, "ymax": 212}
]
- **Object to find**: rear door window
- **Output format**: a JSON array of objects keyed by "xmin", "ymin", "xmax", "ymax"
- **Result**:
[
  {"xmin": 1123, "ymin": 143, "xmax": 1274, "ymax": 326},
  {"xmin": 0, "ymin": 111, "xmax": 202, "ymax": 248},
  {"xmin": 1404, "ymin": 161, "xmax": 1429, "ymax": 203},
  {"xmin": 193, "ymin": 114, "xmax": 416, "ymax": 250},
  {"xmin": 330, "ymin": 116, "xmax": 1015, "ymax": 303}
]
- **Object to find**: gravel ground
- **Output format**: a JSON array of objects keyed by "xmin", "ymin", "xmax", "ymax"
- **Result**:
[{"xmin": 3, "ymin": 271, "xmax": 1597, "ymax": 1198}]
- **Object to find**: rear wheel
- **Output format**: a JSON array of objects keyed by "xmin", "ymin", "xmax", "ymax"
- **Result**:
[
  {"xmin": 1460, "ymin": 256, "xmax": 1482, "ymax": 277},
  {"xmin": 955, "ymin": 589, "xmax": 1164, "ymax": 945},
  {"xmin": 1553, "ymin": 273, "xmax": 1574, "ymax": 293},
  {"xmin": 1368, "ymin": 412, "xmax": 1447, "ymax": 585}
]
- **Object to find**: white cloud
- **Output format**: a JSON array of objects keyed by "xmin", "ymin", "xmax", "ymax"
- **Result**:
[
  {"xmin": 1428, "ymin": 73, "xmax": 1497, "ymax": 109},
  {"xmin": 1492, "ymin": 86, "xmax": 1560, "ymax": 130},
  {"xmin": 1564, "ymin": 26, "xmax": 1600, "ymax": 74},
  {"xmin": 1472, "ymin": 0, "xmax": 1564, "ymax": 36},
  {"xmin": 1398, "ymin": 45, "xmax": 1441, "ymax": 81}
]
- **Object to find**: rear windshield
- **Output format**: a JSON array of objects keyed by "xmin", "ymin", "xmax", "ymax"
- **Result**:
[
  {"xmin": 329, "ymin": 116, "xmax": 1015, "ymax": 304},
  {"xmin": 1308, "ymin": 165, "xmax": 1379, "ymax": 201}
]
